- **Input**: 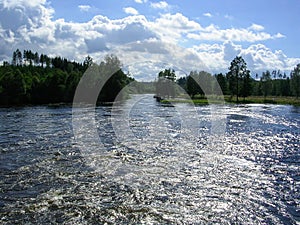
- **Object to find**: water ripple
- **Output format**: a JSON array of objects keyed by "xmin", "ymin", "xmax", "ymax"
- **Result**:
[{"xmin": 0, "ymin": 96, "xmax": 299, "ymax": 224}]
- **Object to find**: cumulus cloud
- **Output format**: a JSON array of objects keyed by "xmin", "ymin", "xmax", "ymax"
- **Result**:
[
  {"xmin": 85, "ymin": 36, "xmax": 109, "ymax": 53},
  {"xmin": 124, "ymin": 38, "xmax": 169, "ymax": 54},
  {"xmin": 248, "ymin": 23, "xmax": 264, "ymax": 31},
  {"xmin": 107, "ymin": 21, "xmax": 156, "ymax": 45},
  {"xmin": 150, "ymin": 13, "xmax": 201, "ymax": 43},
  {"xmin": 134, "ymin": 0, "xmax": 147, "ymax": 3},
  {"xmin": 150, "ymin": 1, "xmax": 169, "ymax": 9},
  {"xmin": 203, "ymin": 13, "xmax": 212, "ymax": 18},
  {"xmin": 187, "ymin": 24, "xmax": 285, "ymax": 42},
  {"xmin": 191, "ymin": 41, "xmax": 298, "ymax": 75},
  {"xmin": 78, "ymin": 5, "xmax": 91, "ymax": 12},
  {"xmin": 0, "ymin": 0, "xmax": 55, "ymax": 58},
  {"xmin": 0, "ymin": 0, "xmax": 53, "ymax": 30},
  {"xmin": 241, "ymin": 44, "xmax": 288, "ymax": 71},
  {"xmin": 0, "ymin": 1, "xmax": 155, "ymax": 62},
  {"xmin": 0, "ymin": 1, "xmax": 298, "ymax": 80},
  {"xmin": 116, "ymin": 40, "xmax": 207, "ymax": 81},
  {"xmin": 223, "ymin": 41, "xmax": 241, "ymax": 61},
  {"xmin": 123, "ymin": 7, "xmax": 139, "ymax": 15},
  {"xmin": 274, "ymin": 33, "xmax": 285, "ymax": 38},
  {"xmin": 1, "ymin": 0, "xmax": 48, "ymax": 8}
]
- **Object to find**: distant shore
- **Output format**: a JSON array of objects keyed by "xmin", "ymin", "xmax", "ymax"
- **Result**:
[{"xmin": 160, "ymin": 95, "xmax": 300, "ymax": 106}]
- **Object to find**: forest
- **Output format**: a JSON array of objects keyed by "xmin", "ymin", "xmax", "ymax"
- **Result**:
[
  {"xmin": 0, "ymin": 49, "xmax": 133, "ymax": 105},
  {"xmin": 0, "ymin": 50, "xmax": 300, "ymax": 106},
  {"xmin": 158, "ymin": 56, "xmax": 300, "ymax": 104}
]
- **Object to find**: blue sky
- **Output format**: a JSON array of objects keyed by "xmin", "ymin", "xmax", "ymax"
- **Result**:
[{"xmin": 0, "ymin": 0, "xmax": 299, "ymax": 80}]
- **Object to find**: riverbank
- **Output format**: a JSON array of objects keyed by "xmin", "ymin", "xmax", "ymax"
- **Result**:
[
  {"xmin": 160, "ymin": 95, "xmax": 300, "ymax": 106},
  {"xmin": 225, "ymin": 96, "xmax": 300, "ymax": 106}
]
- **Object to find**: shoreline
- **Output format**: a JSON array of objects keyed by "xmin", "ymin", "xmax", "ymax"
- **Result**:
[
  {"xmin": 1, "ymin": 95, "xmax": 300, "ymax": 107},
  {"xmin": 160, "ymin": 95, "xmax": 300, "ymax": 106}
]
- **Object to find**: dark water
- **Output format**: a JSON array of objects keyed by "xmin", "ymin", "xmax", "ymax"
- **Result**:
[{"xmin": 0, "ymin": 94, "xmax": 299, "ymax": 224}]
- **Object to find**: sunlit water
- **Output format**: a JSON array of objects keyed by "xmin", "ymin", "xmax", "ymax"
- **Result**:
[{"xmin": 0, "ymin": 94, "xmax": 299, "ymax": 224}]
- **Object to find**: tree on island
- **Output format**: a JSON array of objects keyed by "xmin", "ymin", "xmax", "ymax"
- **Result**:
[{"xmin": 156, "ymin": 68, "xmax": 176, "ymax": 98}]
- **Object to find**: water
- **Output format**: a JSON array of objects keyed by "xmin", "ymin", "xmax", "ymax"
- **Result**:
[{"xmin": 0, "ymin": 94, "xmax": 299, "ymax": 224}]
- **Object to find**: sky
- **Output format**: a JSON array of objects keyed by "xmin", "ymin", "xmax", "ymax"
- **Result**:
[{"xmin": 0, "ymin": 0, "xmax": 299, "ymax": 80}]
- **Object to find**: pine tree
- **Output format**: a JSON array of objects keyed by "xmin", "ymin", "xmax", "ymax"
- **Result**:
[{"xmin": 227, "ymin": 56, "xmax": 249, "ymax": 102}]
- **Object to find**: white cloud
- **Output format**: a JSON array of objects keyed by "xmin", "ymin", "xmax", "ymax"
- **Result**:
[
  {"xmin": 203, "ymin": 13, "xmax": 212, "ymax": 18},
  {"xmin": 191, "ymin": 41, "xmax": 299, "ymax": 75},
  {"xmin": 123, "ymin": 7, "xmax": 139, "ymax": 15},
  {"xmin": 274, "ymin": 33, "xmax": 285, "ymax": 38},
  {"xmin": 1, "ymin": 0, "xmax": 47, "ymax": 8},
  {"xmin": 0, "ymin": 1, "xmax": 298, "ymax": 80},
  {"xmin": 116, "ymin": 40, "xmax": 207, "ymax": 80},
  {"xmin": 187, "ymin": 24, "xmax": 284, "ymax": 43},
  {"xmin": 150, "ymin": 1, "xmax": 169, "ymax": 9},
  {"xmin": 150, "ymin": 13, "xmax": 201, "ymax": 43},
  {"xmin": 0, "ymin": 0, "xmax": 55, "ymax": 55},
  {"xmin": 134, "ymin": 0, "xmax": 147, "ymax": 3},
  {"xmin": 248, "ymin": 23, "xmax": 264, "ymax": 31},
  {"xmin": 157, "ymin": 13, "xmax": 201, "ymax": 30},
  {"xmin": 241, "ymin": 44, "xmax": 288, "ymax": 71},
  {"xmin": 223, "ymin": 41, "xmax": 242, "ymax": 61},
  {"xmin": 78, "ymin": 5, "xmax": 91, "ymax": 12}
]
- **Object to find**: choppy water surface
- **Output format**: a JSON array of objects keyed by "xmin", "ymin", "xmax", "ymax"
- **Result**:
[{"xmin": 0, "ymin": 94, "xmax": 299, "ymax": 224}]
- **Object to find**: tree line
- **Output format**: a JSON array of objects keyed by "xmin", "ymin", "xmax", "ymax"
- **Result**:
[
  {"xmin": 1, "ymin": 50, "xmax": 299, "ymax": 105},
  {"xmin": 162, "ymin": 56, "xmax": 300, "ymax": 102},
  {"xmin": 0, "ymin": 50, "xmax": 133, "ymax": 105}
]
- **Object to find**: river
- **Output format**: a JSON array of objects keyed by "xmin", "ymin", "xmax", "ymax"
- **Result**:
[{"xmin": 0, "ymin": 94, "xmax": 299, "ymax": 224}]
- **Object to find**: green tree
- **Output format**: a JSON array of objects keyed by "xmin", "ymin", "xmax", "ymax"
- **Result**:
[
  {"xmin": 12, "ymin": 51, "xmax": 17, "ymax": 66},
  {"xmin": 282, "ymin": 77, "xmax": 291, "ymax": 96},
  {"xmin": 260, "ymin": 70, "xmax": 272, "ymax": 99},
  {"xmin": 186, "ymin": 71, "xmax": 202, "ymax": 98},
  {"xmin": 83, "ymin": 55, "xmax": 93, "ymax": 69},
  {"xmin": 227, "ymin": 56, "xmax": 249, "ymax": 102},
  {"xmin": 44, "ymin": 55, "xmax": 51, "ymax": 68},
  {"xmin": 291, "ymin": 64, "xmax": 300, "ymax": 98},
  {"xmin": 240, "ymin": 69, "xmax": 252, "ymax": 101},
  {"xmin": 0, "ymin": 69, "xmax": 26, "ymax": 104},
  {"xmin": 186, "ymin": 71, "xmax": 214, "ymax": 98},
  {"xmin": 156, "ymin": 68, "xmax": 176, "ymax": 98},
  {"xmin": 215, "ymin": 73, "xmax": 228, "ymax": 95},
  {"xmin": 1, "ymin": 50, "xmax": 132, "ymax": 105},
  {"xmin": 40, "ymin": 54, "xmax": 45, "ymax": 67},
  {"xmin": 16, "ymin": 49, "xmax": 22, "ymax": 66},
  {"xmin": 199, "ymin": 71, "xmax": 213, "ymax": 95},
  {"xmin": 177, "ymin": 76, "xmax": 187, "ymax": 90},
  {"xmin": 34, "ymin": 52, "xmax": 39, "ymax": 66},
  {"xmin": 97, "ymin": 54, "xmax": 131, "ymax": 102},
  {"xmin": 65, "ymin": 71, "xmax": 82, "ymax": 101},
  {"xmin": 12, "ymin": 49, "xmax": 23, "ymax": 66}
]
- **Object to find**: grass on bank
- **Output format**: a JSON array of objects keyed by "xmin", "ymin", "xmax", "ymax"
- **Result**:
[
  {"xmin": 160, "ymin": 95, "xmax": 300, "ymax": 106},
  {"xmin": 225, "ymin": 96, "xmax": 300, "ymax": 106}
]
